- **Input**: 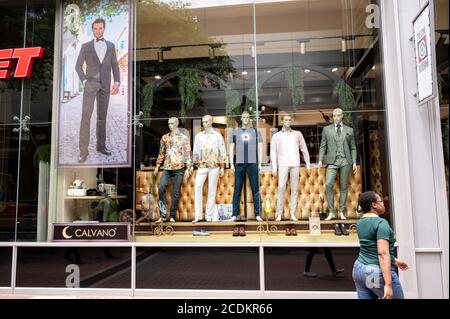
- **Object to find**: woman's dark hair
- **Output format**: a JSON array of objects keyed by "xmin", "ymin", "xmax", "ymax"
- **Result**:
[{"xmin": 358, "ymin": 191, "xmax": 379, "ymax": 213}]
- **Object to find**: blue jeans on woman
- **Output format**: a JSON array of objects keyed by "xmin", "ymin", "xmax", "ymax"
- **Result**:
[{"xmin": 352, "ymin": 259, "xmax": 405, "ymax": 299}]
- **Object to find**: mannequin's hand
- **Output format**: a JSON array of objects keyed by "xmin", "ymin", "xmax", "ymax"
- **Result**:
[
  {"xmin": 153, "ymin": 167, "xmax": 159, "ymax": 176},
  {"xmin": 353, "ymin": 164, "xmax": 357, "ymax": 175},
  {"xmin": 318, "ymin": 161, "xmax": 322, "ymax": 168},
  {"xmin": 230, "ymin": 164, "xmax": 235, "ymax": 173},
  {"xmin": 184, "ymin": 168, "xmax": 192, "ymax": 180},
  {"xmin": 111, "ymin": 84, "xmax": 120, "ymax": 95},
  {"xmin": 258, "ymin": 163, "xmax": 262, "ymax": 171},
  {"xmin": 219, "ymin": 167, "xmax": 224, "ymax": 177},
  {"xmin": 272, "ymin": 169, "xmax": 277, "ymax": 177}
]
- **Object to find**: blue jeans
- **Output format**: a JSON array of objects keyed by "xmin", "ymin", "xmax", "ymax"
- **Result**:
[
  {"xmin": 232, "ymin": 163, "xmax": 261, "ymax": 217},
  {"xmin": 352, "ymin": 259, "xmax": 405, "ymax": 299},
  {"xmin": 158, "ymin": 168, "xmax": 185, "ymax": 219}
]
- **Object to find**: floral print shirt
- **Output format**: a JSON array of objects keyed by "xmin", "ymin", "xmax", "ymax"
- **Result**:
[
  {"xmin": 193, "ymin": 129, "xmax": 227, "ymax": 168},
  {"xmin": 156, "ymin": 130, "xmax": 192, "ymax": 170}
]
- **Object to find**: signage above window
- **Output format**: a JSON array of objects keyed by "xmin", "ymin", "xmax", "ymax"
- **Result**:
[{"xmin": 0, "ymin": 47, "xmax": 44, "ymax": 80}]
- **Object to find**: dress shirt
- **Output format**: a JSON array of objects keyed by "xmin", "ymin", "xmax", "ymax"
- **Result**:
[
  {"xmin": 193, "ymin": 129, "xmax": 226, "ymax": 168},
  {"xmin": 94, "ymin": 38, "xmax": 107, "ymax": 64},
  {"xmin": 156, "ymin": 130, "xmax": 192, "ymax": 170},
  {"xmin": 271, "ymin": 127, "xmax": 310, "ymax": 169}
]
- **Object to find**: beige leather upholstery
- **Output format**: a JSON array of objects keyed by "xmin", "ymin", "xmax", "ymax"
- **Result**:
[{"xmin": 136, "ymin": 166, "xmax": 362, "ymax": 221}]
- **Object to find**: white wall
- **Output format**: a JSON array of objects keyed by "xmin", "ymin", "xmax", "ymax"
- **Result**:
[{"xmin": 381, "ymin": 0, "xmax": 449, "ymax": 299}]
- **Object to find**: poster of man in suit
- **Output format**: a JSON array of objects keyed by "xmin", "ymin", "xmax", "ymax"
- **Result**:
[{"xmin": 58, "ymin": 0, "xmax": 131, "ymax": 167}]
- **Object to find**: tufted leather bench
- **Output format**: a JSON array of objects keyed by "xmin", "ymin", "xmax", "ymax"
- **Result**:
[{"xmin": 136, "ymin": 166, "xmax": 362, "ymax": 221}]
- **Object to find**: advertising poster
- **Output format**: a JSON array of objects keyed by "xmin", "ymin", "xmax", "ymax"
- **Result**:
[{"xmin": 58, "ymin": 0, "xmax": 131, "ymax": 167}]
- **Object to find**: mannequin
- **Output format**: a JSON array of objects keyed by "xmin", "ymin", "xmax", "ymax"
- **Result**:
[
  {"xmin": 229, "ymin": 111, "xmax": 263, "ymax": 222},
  {"xmin": 318, "ymin": 108, "xmax": 357, "ymax": 220},
  {"xmin": 271, "ymin": 114, "xmax": 311, "ymax": 221},
  {"xmin": 192, "ymin": 115, "xmax": 226, "ymax": 223},
  {"xmin": 154, "ymin": 117, "xmax": 193, "ymax": 223}
]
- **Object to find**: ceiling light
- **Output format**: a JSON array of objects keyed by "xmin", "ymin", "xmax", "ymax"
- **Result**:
[
  {"xmin": 341, "ymin": 39, "xmax": 347, "ymax": 52},
  {"xmin": 304, "ymin": 69, "xmax": 310, "ymax": 73},
  {"xmin": 242, "ymin": 71, "xmax": 248, "ymax": 75},
  {"xmin": 157, "ymin": 50, "xmax": 164, "ymax": 63},
  {"xmin": 372, "ymin": 65, "xmax": 376, "ymax": 70},
  {"xmin": 300, "ymin": 42, "xmax": 306, "ymax": 55},
  {"xmin": 154, "ymin": 75, "xmax": 161, "ymax": 80},
  {"xmin": 332, "ymin": 67, "xmax": 338, "ymax": 72}
]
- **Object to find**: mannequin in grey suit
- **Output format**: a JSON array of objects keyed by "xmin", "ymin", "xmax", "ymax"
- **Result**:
[
  {"xmin": 75, "ymin": 18, "xmax": 120, "ymax": 163},
  {"xmin": 318, "ymin": 108, "xmax": 357, "ymax": 220}
]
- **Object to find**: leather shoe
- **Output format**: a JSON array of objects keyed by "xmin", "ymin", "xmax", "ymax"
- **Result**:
[
  {"xmin": 97, "ymin": 148, "xmax": 112, "ymax": 156},
  {"xmin": 332, "ymin": 268, "xmax": 345, "ymax": 277},
  {"xmin": 285, "ymin": 228, "xmax": 291, "ymax": 236},
  {"xmin": 303, "ymin": 271, "xmax": 317, "ymax": 278},
  {"xmin": 334, "ymin": 224, "xmax": 342, "ymax": 236},
  {"xmin": 239, "ymin": 226, "xmax": 246, "ymax": 236},
  {"xmin": 232, "ymin": 226, "xmax": 240, "ymax": 237},
  {"xmin": 290, "ymin": 227, "xmax": 298, "ymax": 236},
  {"xmin": 78, "ymin": 154, "xmax": 88, "ymax": 163},
  {"xmin": 339, "ymin": 224, "xmax": 349, "ymax": 236}
]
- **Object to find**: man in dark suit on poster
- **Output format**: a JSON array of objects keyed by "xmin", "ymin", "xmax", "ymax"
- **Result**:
[{"xmin": 75, "ymin": 18, "xmax": 120, "ymax": 163}]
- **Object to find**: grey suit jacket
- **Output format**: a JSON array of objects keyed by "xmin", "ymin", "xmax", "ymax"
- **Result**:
[
  {"xmin": 75, "ymin": 39, "xmax": 120, "ymax": 91},
  {"xmin": 318, "ymin": 124, "xmax": 357, "ymax": 165}
]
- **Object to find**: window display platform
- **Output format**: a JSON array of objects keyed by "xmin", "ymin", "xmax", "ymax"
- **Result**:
[{"xmin": 133, "ymin": 231, "xmax": 359, "ymax": 244}]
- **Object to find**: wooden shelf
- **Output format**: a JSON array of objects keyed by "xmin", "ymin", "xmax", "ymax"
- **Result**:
[{"xmin": 65, "ymin": 195, "xmax": 127, "ymax": 200}]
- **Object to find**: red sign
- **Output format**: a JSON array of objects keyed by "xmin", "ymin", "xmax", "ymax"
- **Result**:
[{"xmin": 0, "ymin": 47, "xmax": 44, "ymax": 80}]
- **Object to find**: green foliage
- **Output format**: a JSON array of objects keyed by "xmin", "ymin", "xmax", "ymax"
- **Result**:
[
  {"xmin": 143, "ymin": 83, "xmax": 154, "ymax": 127},
  {"xmin": 333, "ymin": 80, "xmax": 356, "ymax": 126},
  {"xmin": 225, "ymin": 89, "xmax": 241, "ymax": 127},
  {"xmin": 64, "ymin": 0, "xmax": 129, "ymax": 38},
  {"xmin": 177, "ymin": 68, "xmax": 201, "ymax": 121},
  {"xmin": 286, "ymin": 63, "xmax": 304, "ymax": 108}
]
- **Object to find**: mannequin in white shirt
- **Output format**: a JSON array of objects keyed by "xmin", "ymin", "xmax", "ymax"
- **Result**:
[
  {"xmin": 192, "ymin": 115, "xmax": 226, "ymax": 223},
  {"xmin": 271, "ymin": 115, "xmax": 311, "ymax": 221}
]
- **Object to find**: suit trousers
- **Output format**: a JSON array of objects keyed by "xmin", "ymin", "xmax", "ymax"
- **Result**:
[
  {"xmin": 325, "ymin": 163, "xmax": 351, "ymax": 213},
  {"xmin": 276, "ymin": 166, "xmax": 300, "ymax": 216},
  {"xmin": 79, "ymin": 81, "xmax": 110, "ymax": 155},
  {"xmin": 194, "ymin": 167, "xmax": 220, "ymax": 221}
]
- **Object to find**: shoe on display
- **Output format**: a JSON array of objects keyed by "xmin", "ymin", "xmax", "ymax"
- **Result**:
[
  {"xmin": 325, "ymin": 213, "xmax": 335, "ymax": 221},
  {"xmin": 232, "ymin": 226, "xmax": 240, "ymax": 237},
  {"xmin": 155, "ymin": 217, "xmax": 162, "ymax": 224},
  {"xmin": 290, "ymin": 227, "xmax": 298, "ymax": 236},
  {"xmin": 193, "ymin": 230, "xmax": 209, "ymax": 236},
  {"xmin": 332, "ymin": 268, "xmax": 345, "ymax": 277},
  {"xmin": 285, "ymin": 228, "xmax": 291, "ymax": 236},
  {"xmin": 303, "ymin": 271, "xmax": 317, "ymax": 278},
  {"xmin": 229, "ymin": 216, "xmax": 237, "ymax": 222},
  {"xmin": 256, "ymin": 216, "xmax": 263, "ymax": 222},
  {"xmin": 192, "ymin": 218, "xmax": 201, "ymax": 224},
  {"xmin": 339, "ymin": 223, "xmax": 349, "ymax": 236},
  {"xmin": 290, "ymin": 214, "xmax": 298, "ymax": 221},
  {"xmin": 334, "ymin": 223, "xmax": 343, "ymax": 236},
  {"xmin": 239, "ymin": 226, "xmax": 246, "ymax": 236},
  {"xmin": 275, "ymin": 214, "xmax": 282, "ymax": 222},
  {"xmin": 169, "ymin": 217, "xmax": 175, "ymax": 222},
  {"xmin": 339, "ymin": 212, "xmax": 347, "ymax": 220}
]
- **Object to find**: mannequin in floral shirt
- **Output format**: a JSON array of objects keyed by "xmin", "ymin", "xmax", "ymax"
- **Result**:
[{"xmin": 154, "ymin": 117, "xmax": 193, "ymax": 223}]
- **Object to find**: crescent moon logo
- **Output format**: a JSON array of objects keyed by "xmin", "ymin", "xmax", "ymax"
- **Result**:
[{"xmin": 62, "ymin": 226, "xmax": 73, "ymax": 239}]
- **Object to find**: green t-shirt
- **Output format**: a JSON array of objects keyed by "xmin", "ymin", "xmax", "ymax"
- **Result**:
[{"xmin": 356, "ymin": 216, "xmax": 396, "ymax": 267}]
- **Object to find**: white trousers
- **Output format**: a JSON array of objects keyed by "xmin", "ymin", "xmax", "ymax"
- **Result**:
[
  {"xmin": 194, "ymin": 167, "xmax": 220, "ymax": 221},
  {"xmin": 276, "ymin": 166, "xmax": 300, "ymax": 215}
]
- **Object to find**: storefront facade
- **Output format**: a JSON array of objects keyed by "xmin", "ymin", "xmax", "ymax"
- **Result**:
[{"xmin": 0, "ymin": 0, "xmax": 448, "ymax": 298}]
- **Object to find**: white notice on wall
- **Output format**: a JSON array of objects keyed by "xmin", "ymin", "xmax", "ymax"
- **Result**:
[{"xmin": 413, "ymin": 3, "xmax": 436, "ymax": 104}]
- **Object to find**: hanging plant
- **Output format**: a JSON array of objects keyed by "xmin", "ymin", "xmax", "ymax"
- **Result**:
[
  {"xmin": 143, "ymin": 82, "xmax": 154, "ymax": 127},
  {"xmin": 225, "ymin": 88, "xmax": 241, "ymax": 127},
  {"xmin": 178, "ymin": 68, "xmax": 201, "ymax": 121},
  {"xmin": 333, "ymin": 80, "xmax": 356, "ymax": 126},
  {"xmin": 286, "ymin": 63, "xmax": 304, "ymax": 108}
]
